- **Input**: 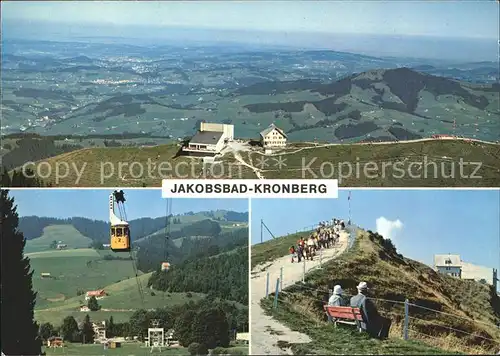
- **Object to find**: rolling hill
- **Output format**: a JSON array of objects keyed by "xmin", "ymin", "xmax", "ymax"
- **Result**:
[
  {"xmin": 254, "ymin": 228, "xmax": 500, "ymax": 354},
  {"xmin": 29, "ymin": 248, "xmax": 139, "ymax": 310},
  {"xmin": 34, "ymin": 270, "xmax": 206, "ymax": 325},
  {"xmin": 24, "ymin": 225, "xmax": 93, "ymax": 253},
  {"xmin": 21, "ymin": 210, "xmax": 248, "ymax": 317},
  {"xmin": 15, "ymin": 138, "xmax": 499, "ymax": 187},
  {"xmin": 238, "ymin": 68, "xmax": 499, "ymax": 143},
  {"xmin": 20, "ymin": 210, "xmax": 248, "ymax": 244}
]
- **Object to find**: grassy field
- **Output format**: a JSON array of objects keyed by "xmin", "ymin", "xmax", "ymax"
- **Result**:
[
  {"xmin": 251, "ymin": 230, "xmax": 314, "ymax": 268},
  {"xmin": 260, "ymin": 298, "xmax": 458, "ymax": 355},
  {"xmin": 30, "ymin": 248, "xmax": 141, "ymax": 309},
  {"xmin": 42, "ymin": 342, "xmax": 189, "ymax": 356},
  {"xmin": 35, "ymin": 271, "xmax": 205, "ymax": 325},
  {"xmin": 25, "ymin": 225, "xmax": 93, "ymax": 253},
  {"xmin": 230, "ymin": 140, "xmax": 500, "ymax": 186},
  {"xmin": 42, "ymin": 341, "xmax": 248, "ymax": 356},
  {"xmin": 21, "ymin": 139, "xmax": 500, "ymax": 187}
]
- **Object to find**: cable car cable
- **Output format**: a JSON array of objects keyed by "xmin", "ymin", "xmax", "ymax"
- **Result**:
[{"xmin": 111, "ymin": 190, "xmax": 145, "ymax": 307}]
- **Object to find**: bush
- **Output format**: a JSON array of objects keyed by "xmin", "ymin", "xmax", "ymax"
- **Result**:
[
  {"xmin": 211, "ymin": 346, "xmax": 229, "ymax": 355},
  {"xmin": 186, "ymin": 292, "xmax": 193, "ymax": 298},
  {"xmin": 188, "ymin": 342, "xmax": 208, "ymax": 356}
]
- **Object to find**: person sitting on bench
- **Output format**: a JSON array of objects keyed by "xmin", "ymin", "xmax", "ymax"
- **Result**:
[{"xmin": 350, "ymin": 282, "xmax": 392, "ymax": 339}]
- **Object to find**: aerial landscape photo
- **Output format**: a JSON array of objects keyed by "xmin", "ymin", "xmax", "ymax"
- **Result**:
[
  {"xmin": 250, "ymin": 189, "xmax": 500, "ymax": 355},
  {"xmin": 1, "ymin": 1, "xmax": 499, "ymax": 186},
  {"xmin": 1, "ymin": 189, "xmax": 249, "ymax": 355}
]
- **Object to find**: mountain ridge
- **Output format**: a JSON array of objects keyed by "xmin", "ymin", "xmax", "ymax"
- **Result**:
[{"xmin": 260, "ymin": 228, "xmax": 500, "ymax": 354}]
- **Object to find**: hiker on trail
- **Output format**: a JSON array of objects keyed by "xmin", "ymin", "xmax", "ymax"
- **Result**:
[
  {"xmin": 328, "ymin": 285, "xmax": 348, "ymax": 307},
  {"xmin": 297, "ymin": 239, "xmax": 305, "ymax": 262},
  {"xmin": 306, "ymin": 235, "xmax": 315, "ymax": 260},
  {"xmin": 297, "ymin": 245, "xmax": 303, "ymax": 263},
  {"xmin": 289, "ymin": 245, "xmax": 296, "ymax": 263},
  {"xmin": 350, "ymin": 282, "xmax": 392, "ymax": 340}
]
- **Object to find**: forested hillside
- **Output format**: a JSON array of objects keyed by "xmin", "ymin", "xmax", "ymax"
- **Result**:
[
  {"xmin": 18, "ymin": 210, "xmax": 247, "ymax": 242},
  {"xmin": 136, "ymin": 227, "xmax": 248, "ymax": 272},
  {"xmin": 148, "ymin": 245, "xmax": 248, "ymax": 304},
  {"xmin": 18, "ymin": 215, "xmax": 166, "ymax": 242}
]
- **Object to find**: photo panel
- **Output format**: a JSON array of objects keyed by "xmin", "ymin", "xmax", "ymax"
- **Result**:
[
  {"xmin": 1, "ymin": 189, "xmax": 249, "ymax": 355},
  {"xmin": 1, "ymin": 0, "xmax": 498, "ymax": 188},
  {"xmin": 250, "ymin": 189, "xmax": 500, "ymax": 355}
]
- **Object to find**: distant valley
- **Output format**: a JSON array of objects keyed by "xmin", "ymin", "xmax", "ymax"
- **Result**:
[{"xmin": 2, "ymin": 39, "xmax": 498, "ymax": 146}]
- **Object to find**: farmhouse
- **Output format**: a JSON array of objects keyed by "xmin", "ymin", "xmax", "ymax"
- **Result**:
[
  {"xmin": 183, "ymin": 122, "xmax": 234, "ymax": 156},
  {"xmin": 259, "ymin": 124, "xmax": 287, "ymax": 148},
  {"xmin": 85, "ymin": 289, "xmax": 107, "ymax": 300},
  {"xmin": 80, "ymin": 305, "xmax": 90, "ymax": 312},
  {"xmin": 47, "ymin": 337, "xmax": 64, "ymax": 348},
  {"xmin": 236, "ymin": 332, "xmax": 249, "ymax": 344},
  {"xmin": 434, "ymin": 254, "xmax": 498, "ymax": 290},
  {"xmin": 56, "ymin": 243, "xmax": 67, "ymax": 250}
]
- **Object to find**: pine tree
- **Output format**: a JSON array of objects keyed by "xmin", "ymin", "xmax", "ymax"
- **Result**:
[
  {"xmin": 174, "ymin": 310, "xmax": 197, "ymax": 347},
  {"xmin": 81, "ymin": 315, "xmax": 95, "ymax": 344},
  {"xmin": 107, "ymin": 316, "xmax": 115, "ymax": 338},
  {"xmin": 87, "ymin": 296, "xmax": 100, "ymax": 311},
  {"xmin": 191, "ymin": 307, "xmax": 230, "ymax": 349},
  {"xmin": 39, "ymin": 322, "xmax": 55, "ymax": 342},
  {"xmin": 0, "ymin": 189, "xmax": 42, "ymax": 355},
  {"xmin": 60, "ymin": 316, "xmax": 79, "ymax": 342}
]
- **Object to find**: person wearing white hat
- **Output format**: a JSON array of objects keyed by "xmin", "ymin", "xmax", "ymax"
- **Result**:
[
  {"xmin": 350, "ymin": 282, "xmax": 392, "ymax": 339},
  {"xmin": 328, "ymin": 285, "xmax": 347, "ymax": 307}
]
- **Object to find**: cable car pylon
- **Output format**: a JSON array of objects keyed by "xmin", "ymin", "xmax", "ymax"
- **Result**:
[
  {"xmin": 348, "ymin": 190, "xmax": 352, "ymax": 225},
  {"xmin": 260, "ymin": 219, "xmax": 276, "ymax": 243}
]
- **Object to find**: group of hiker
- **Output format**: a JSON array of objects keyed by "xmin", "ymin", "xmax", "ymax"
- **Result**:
[
  {"xmin": 327, "ymin": 281, "xmax": 392, "ymax": 339},
  {"xmin": 289, "ymin": 218, "xmax": 346, "ymax": 263}
]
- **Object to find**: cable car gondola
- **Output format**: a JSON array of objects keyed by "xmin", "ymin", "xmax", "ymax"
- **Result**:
[{"xmin": 110, "ymin": 190, "xmax": 130, "ymax": 252}]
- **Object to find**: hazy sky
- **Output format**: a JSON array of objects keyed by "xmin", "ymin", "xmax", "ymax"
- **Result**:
[
  {"xmin": 251, "ymin": 189, "xmax": 500, "ymax": 269},
  {"xmin": 9, "ymin": 189, "xmax": 248, "ymax": 220},
  {"xmin": 2, "ymin": 1, "xmax": 498, "ymax": 39}
]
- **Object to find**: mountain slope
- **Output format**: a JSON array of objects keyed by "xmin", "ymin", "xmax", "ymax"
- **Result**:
[
  {"xmin": 258, "ymin": 229, "xmax": 500, "ymax": 354},
  {"xmin": 19, "ymin": 210, "xmax": 248, "ymax": 246},
  {"xmin": 240, "ymin": 68, "xmax": 499, "ymax": 142}
]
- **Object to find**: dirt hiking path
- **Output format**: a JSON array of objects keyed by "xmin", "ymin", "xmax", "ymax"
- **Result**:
[{"xmin": 251, "ymin": 229, "xmax": 350, "ymax": 355}]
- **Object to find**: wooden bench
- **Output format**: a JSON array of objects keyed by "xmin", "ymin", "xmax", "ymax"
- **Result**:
[{"xmin": 323, "ymin": 305, "xmax": 364, "ymax": 332}]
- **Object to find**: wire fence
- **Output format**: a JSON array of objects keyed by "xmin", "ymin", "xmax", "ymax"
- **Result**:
[
  {"xmin": 260, "ymin": 224, "xmax": 500, "ymax": 353},
  {"xmin": 264, "ymin": 275, "xmax": 500, "ymax": 353}
]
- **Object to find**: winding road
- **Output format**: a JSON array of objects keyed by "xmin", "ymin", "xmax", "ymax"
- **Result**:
[{"xmin": 250, "ymin": 229, "xmax": 350, "ymax": 355}]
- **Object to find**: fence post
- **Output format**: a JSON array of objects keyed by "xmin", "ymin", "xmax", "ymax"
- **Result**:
[
  {"xmin": 280, "ymin": 267, "xmax": 283, "ymax": 291},
  {"xmin": 302, "ymin": 258, "xmax": 306, "ymax": 283},
  {"xmin": 266, "ymin": 272, "xmax": 270, "ymax": 298},
  {"xmin": 404, "ymin": 299, "xmax": 409, "ymax": 340},
  {"xmin": 273, "ymin": 278, "xmax": 280, "ymax": 308}
]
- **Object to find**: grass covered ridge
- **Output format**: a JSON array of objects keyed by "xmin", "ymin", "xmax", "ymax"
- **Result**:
[
  {"xmin": 251, "ymin": 229, "xmax": 315, "ymax": 268},
  {"xmin": 14, "ymin": 139, "xmax": 500, "ymax": 187},
  {"xmin": 261, "ymin": 230, "xmax": 500, "ymax": 354}
]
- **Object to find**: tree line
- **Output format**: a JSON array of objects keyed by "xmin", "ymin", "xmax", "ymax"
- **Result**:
[
  {"xmin": 1, "ymin": 136, "xmax": 83, "ymax": 171},
  {"xmin": 37, "ymin": 298, "xmax": 247, "ymax": 352},
  {"xmin": 1, "ymin": 168, "xmax": 47, "ymax": 187},
  {"xmin": 148, "ymin": 245, "xmax": 248, "ymax": 305},
  {"xmin": 136, "ymin": 226, "xmax": 248, "ymax": 272},
  {"xmin": 17, "ymin": 214, "xmax": 242, "ymax": 244}
]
